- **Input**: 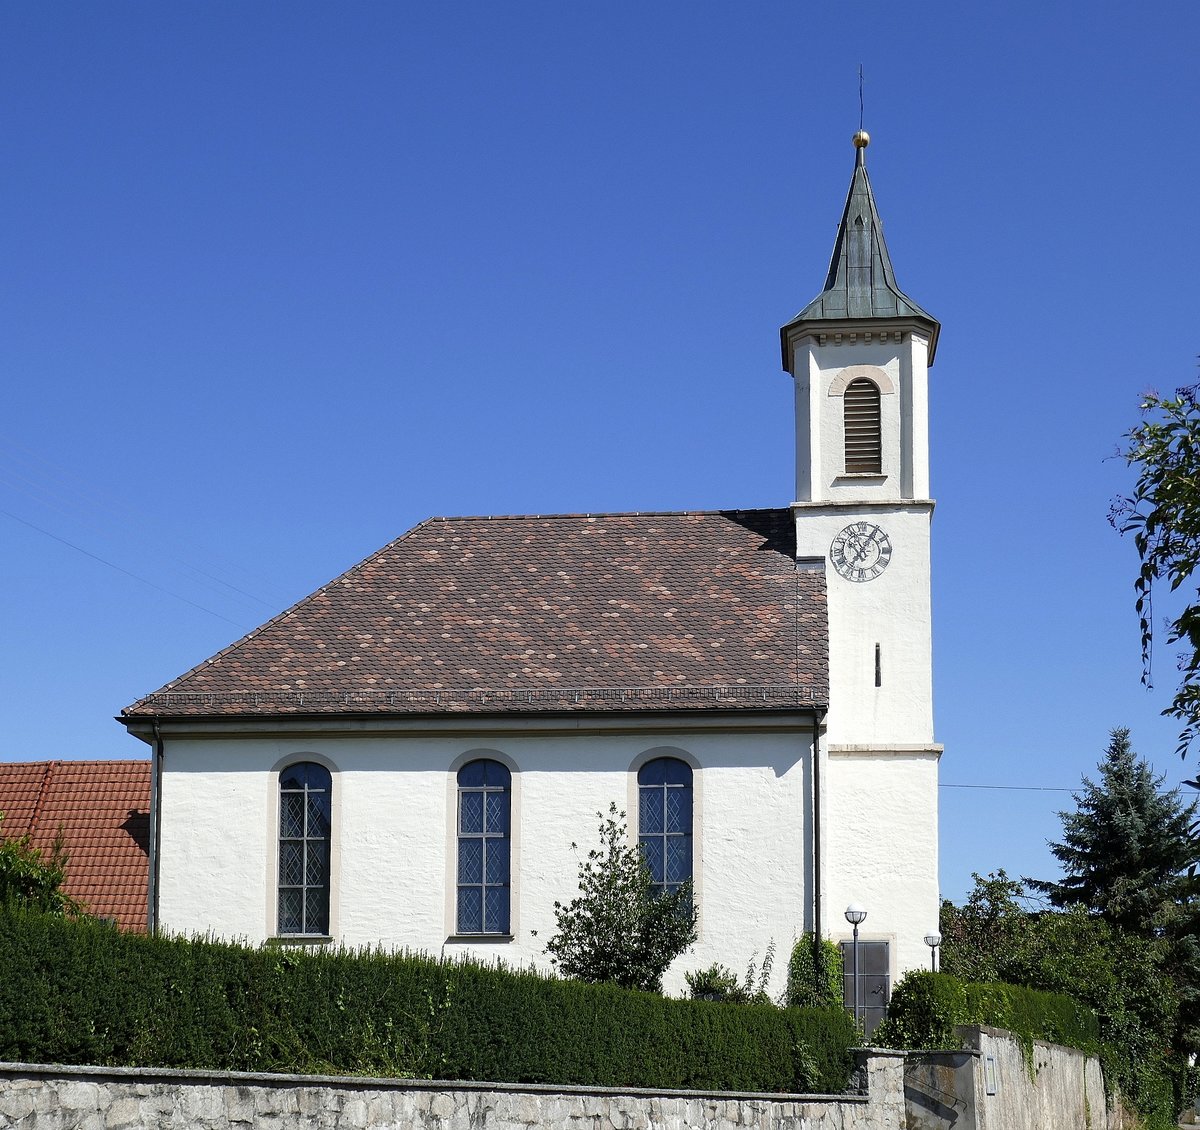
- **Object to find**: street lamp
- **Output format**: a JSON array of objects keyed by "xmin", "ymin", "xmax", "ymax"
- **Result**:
[
  {"xmin": 845, "ymin": 903, "xmax": 867, "ymax": 1027},
  {"xmin": 924, "ymin": 932, "xmax": 942, "ymax": 972}
]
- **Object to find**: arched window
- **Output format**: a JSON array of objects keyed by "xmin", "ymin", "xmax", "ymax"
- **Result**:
[
  {"xmin": 278, "ymin": 761, "xmax": 331, "ymax": 936},
  {"xmin": 637, "ymin": 757, "xmax": 692, "ymax": 896},
  {"xmin": 457, "ymin": 759, "xmax": 511, "ymax": 934},
  {"xmin": 844, "ymin": 378, "xmax": 882, "ymax": 473}
]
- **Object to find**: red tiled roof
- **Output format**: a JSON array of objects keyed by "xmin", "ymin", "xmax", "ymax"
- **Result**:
[
  {"xmin": 124, "ymin": 508, "xmax": 827, "ymax": 718},
  {"xmin": 0, "ymin": 760, "xmax": 150, "ymax": 932}
]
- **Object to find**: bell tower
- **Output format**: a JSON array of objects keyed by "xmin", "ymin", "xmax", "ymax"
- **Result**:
[{"xmin": 782, "ymin": 131, "xmax": 940, "ymax": 748}]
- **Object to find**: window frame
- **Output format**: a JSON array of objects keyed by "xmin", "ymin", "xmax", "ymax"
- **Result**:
[
  {"xmin": 636, "ymin": 755, "xmax": 694, "ymax": 899},
  {"xmin": 453, "ymin": 757, "xmax": 513, "ymax": 938},
  {"xmin": 273, "ymin": 758, "xmax": 334, "ymax": 940}
]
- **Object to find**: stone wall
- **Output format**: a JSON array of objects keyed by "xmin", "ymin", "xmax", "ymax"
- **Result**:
[
  {"xmin": 903, "ymin": 1025, "xmax": 1109, "ymax": 1130},
  {"xmin": 0, "ymin": 1053, "xmax": 905, "ymax": 1130}
]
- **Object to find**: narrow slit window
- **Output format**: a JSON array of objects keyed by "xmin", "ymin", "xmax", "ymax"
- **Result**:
[
  {"xmin": 844, "ymin": 378, "xmax": 882, "ymax": 473},
  {"xmin": 456, "ymin": 759, "xmax": 511, "ymax": 935},
  {"xmin": 278, "ymin": 761, "xmax": 331, "ymax": 936},
  {"xmin": 637, "ymin": 757, "xmax": 693, "ymax": 897}
]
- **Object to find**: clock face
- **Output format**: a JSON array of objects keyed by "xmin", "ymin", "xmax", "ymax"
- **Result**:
[{"xmin": 830, "ymin": 522, "xmax": 892, "ymax": 582}]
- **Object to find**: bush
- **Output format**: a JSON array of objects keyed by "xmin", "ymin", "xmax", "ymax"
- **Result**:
[
  {"xmin": 543, "ymin": 804, "xmax": 698, "ymax": 993},
  {"xmin": 785, "ymin": 934, "xmax": 843, "ymax": 1009},
  {"xmin": 685, "ymin": 943, "xmax": 775, "ymax": 1006},
  {"xmin": 0, "ymin": 906, "xmax": 857, "ymax": 1094},
  {"xmin": 874, "ymin": 970, "xmax": 1099, "ymax": 1057},
  {"xmin": 0, "ymin": 817, "xmax": 80, "ymax": 917}
]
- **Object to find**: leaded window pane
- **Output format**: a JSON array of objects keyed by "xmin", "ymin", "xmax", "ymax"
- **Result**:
[
  {"xmin": 640, "ymin": 836, "xmax": 664, "ymax": 883},
  {"xmin": 305, "ymin": 844, "xmax": 327, "ymax": 887},
  {"xmin": 458, "ymin": 761, "xmax": 486, "ymax": 788},
  {"xmin": 665, "ymin": 788, "xmax": 688, "ymax": 833},
  {"xmin": 458, "ymin": 838, "xmax": 483, "ymax": 884},
  {"xmin": 280, "ymin": 841, "xmax": 304, "ymax": 886},
  {"xmin": 305, "ymin": 887, "xmax": 328, "ymax": 934},
  {"xmin": 278, "ymin": 888, "xmax": 302, "ymax": 935},
  {"xmin": 281, "ymin": 793, "xmax": 305, "ymax": 838},
  {"xmin": 484, "ymin": 837, "xmax": 509, "ymax": 885},
  {"xmin": 457, "ymin": 886, "xmax": 482, "ymax": 934},
  {"xmin": 307, "ymin": 793, "xmax": 331, "ymax": 838},
  {"xmin": 666, "ymin": 837, "xmax": 691, "ymax": 883},
  {"xmin": 484, "ymin": 887, "xmax": 510, "ymax": 934},
  {"xmin": 485, "ymin": 791, "xmax": 508, "ymax": 834},
  {"xmin": 460, "ymin": 791, "xmax": 484, "ymax": 834},
  {"xmin": 639, "ymin": 787, "xmax": 663, "ymax": 834}
]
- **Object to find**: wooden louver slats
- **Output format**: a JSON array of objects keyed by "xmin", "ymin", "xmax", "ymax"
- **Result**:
[{"xmin": 844, "ymin": 378, "xmax": 882, "ymax": 473}]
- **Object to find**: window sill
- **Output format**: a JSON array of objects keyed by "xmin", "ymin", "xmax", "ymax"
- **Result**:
[
  {"xmin": 834, "ymin": 473, "xmax": 887, "ymax": 482},
  {"xmin": 267, "ymin": 935, "xmax": 334, "ymax": 947},
  {"xmin": 445, "ymin": 934, "xmax": 514, "ymax": 944}
]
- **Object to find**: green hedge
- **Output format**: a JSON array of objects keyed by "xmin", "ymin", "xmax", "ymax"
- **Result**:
[
  {"xmin": 0, "ymin": 908, "xmax": 856, "ymax": 1093},
  {"xmin": 873, "ymin": 970, "xmax": 1100, "ymax": 1056}
]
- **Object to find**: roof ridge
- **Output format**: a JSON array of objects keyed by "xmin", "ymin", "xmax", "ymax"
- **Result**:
[
  {"xmin": 121, "ymin": 519, "xmax": 441, "ymax": 713},
  {"xmin": 29, "ymin": 759, "xmax": 57, "ymax": 837},
  {"xmin": 425, "ymin": 507, "xmax": 786, "ymax": 523}
]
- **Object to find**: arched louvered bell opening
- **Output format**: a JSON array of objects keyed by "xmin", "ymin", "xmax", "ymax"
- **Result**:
[{"xmin": 844, "ymin": 378, "xmax": 882, "ymax": 473}]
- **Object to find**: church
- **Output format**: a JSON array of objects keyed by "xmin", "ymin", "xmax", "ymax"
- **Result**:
[{"xmin": 120, "ymin": 132, "xmax": 941, "ymax": 1015}]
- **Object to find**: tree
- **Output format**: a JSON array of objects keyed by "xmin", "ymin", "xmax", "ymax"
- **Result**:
[
  {"xmin": 939, "ymin": 869, "xmax": 1042, "ymax": 984},
  {"xmin": 1114, "ymin": 382, "xmax": 1200, "ymax": 759},
  {"xmin": 543, "ymin": 803, "xmax": 697, "ymax": 993},
  {"xmin": 1028, "ymin": 728, "xmax": 1199, "ymax": 935},
  {"xmin": 0, "ymin": 814, "xmax": 80, "ymax": 916}
]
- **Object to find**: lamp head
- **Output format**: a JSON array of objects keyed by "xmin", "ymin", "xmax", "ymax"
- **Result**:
[{"xmin": 844, "ymin": 903, "xmax": 867, "ymax": 926}]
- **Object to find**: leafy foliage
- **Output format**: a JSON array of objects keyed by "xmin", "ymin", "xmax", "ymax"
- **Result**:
[
  {"xmin": 1114, "ymin": 383, "xmax": 1200, "ymax": 758},
  {"xmin": 940, "ymin": 873, "xmax": 1181, "ymax": 1128},
  {"xmin": 0, "ymin": 905, "xmax": 856, "ymax": 1093},
  {"xmin": 0, "ymin": 814, "xmax": 81, "ymax": 917},
  {"xmin": 784, "ymin": 933, "xmax": 844, "ymax": 1009},
  {"xmin": 543, "ymin": 803, "xmax": 697, "ymax": 993},
  {"xmin": 938, "ymin": 869, "xmax": 1033, "ymax": 985},
  {"xmin": 685, "ymin": 942, "xmax": 776, "ymax": 1005},
  {"xmin": 874, "ymin": 970, "xmax": 1099, "ymax": 1061},
  {"xmin": 1028, "ymin": 728, "xmax": 1200, "ymax": 932}
]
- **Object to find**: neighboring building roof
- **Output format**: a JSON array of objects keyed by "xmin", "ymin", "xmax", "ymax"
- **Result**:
[
  {"xmin": 123, "ymin": 508, "xmax": 828, "ymax": 719},
  {"xmin": 0, "ymin": 760, "xmax": 150, "ymax": 932},
  {"xmin": 781, "ymin": 139, "xmax": 939, "ymax": 360}
]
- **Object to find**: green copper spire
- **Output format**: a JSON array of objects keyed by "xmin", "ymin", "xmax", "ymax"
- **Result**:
[{"xmin": 781, "ymin": 133, "xmax": 939, "ymax": 364}]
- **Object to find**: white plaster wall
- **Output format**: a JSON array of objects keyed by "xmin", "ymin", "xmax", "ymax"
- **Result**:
[
  {"xmin": 157, "ymin": 723, "xmax": 840, "ymax": 999},
  {"xmin": 793, "ymin": 332, "xmax": 931, "ymax": 505},
  {"xmin": 794, "ymin": 504, "xmax": 933, "ymax": 747},
  {"xmin": 823, "ymin": 749, "xmax": 940, "ymax": 979}
]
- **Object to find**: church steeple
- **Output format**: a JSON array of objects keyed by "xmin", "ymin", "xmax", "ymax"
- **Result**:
[
  {"xmin": 782, "ymin": 132, "xmax": 939, "ymax": 506},
  {"xmin": 781, "ymin": 132, "xmax": 939, "ymax": 372}
]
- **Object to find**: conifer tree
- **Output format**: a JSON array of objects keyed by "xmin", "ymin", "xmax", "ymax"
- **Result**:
[{"xmin": 1030, "ymin": 728, "xmax": 1199, "ymax": 935}]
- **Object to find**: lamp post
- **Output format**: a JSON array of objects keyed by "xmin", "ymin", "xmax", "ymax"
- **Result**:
[
  {"xmin": 845, "ymin": 903, "xmax": 867, "ymax": 1027},
  {"xmin": 924, "ymin": 932, "xmax": 942, "ymax": 972}
]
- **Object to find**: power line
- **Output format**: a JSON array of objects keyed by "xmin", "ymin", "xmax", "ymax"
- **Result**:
[
  {"xmin": 1, "ymin": 507, "xmax": 245, "ymax": 627},
  {"xmin": 940, "ymin": 783, "xmax": 1074, "ymax": 792}
]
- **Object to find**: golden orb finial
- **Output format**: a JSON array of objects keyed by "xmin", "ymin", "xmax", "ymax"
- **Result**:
[{"xmin": 853, "ymin": 130, "xmax": 870, "ymax": 150}]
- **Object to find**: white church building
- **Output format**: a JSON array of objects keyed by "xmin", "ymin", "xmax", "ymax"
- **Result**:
[{"xmin": 122, "ymin": 133, "xmax": 941, "ymax": 1015}]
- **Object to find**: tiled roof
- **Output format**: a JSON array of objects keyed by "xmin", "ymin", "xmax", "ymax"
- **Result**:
[
  {"xmin": 0, "ymin": 760, "xmax": 150, "ymax": 932},
  {"xmin": 124, "ymin": 508, "xmax": 827, "ymax": 718}
]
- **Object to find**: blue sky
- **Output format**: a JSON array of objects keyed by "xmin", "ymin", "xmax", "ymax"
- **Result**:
[{"xmin": 2, "ymin": 2, "xmax": 1198, "ymax": 908}]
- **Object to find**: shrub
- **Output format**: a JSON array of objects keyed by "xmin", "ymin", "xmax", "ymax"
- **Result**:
[
  {"xmin": 0, "ymin": 817, "xmax": 80, "ymax": 917},
  {"xmin": 874, "ymin": 970, "xmax": 1099, "ymax": 1058},
  {"xmin": 0, "ymin": 906, "xmax": 857, "ymax": 1094},
  {"xmin": 543, "ymin": 804, "xmax": 697, "ymax": 993},
  {"xmin": 785, "ymin": 934, "xmax": 843, "ymax": 1009}
]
